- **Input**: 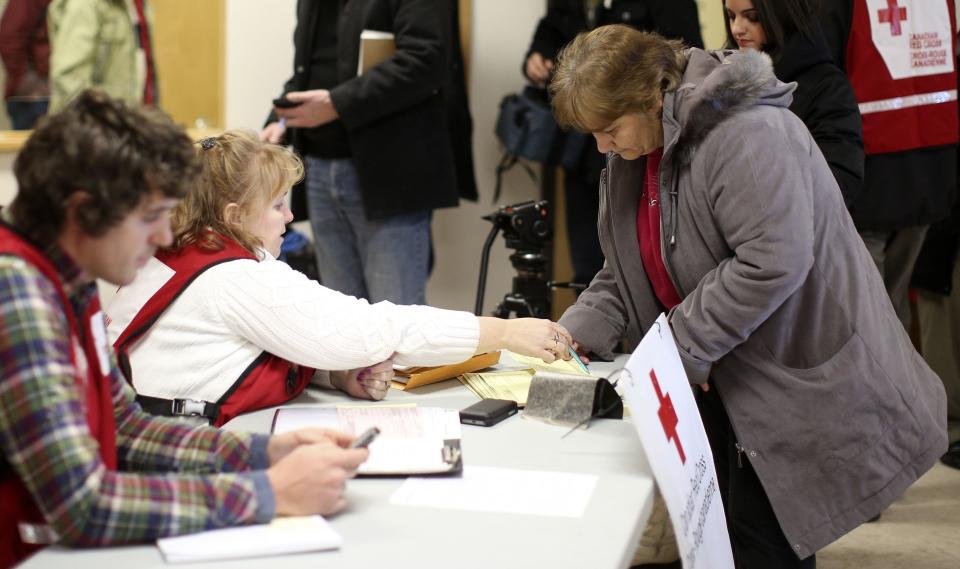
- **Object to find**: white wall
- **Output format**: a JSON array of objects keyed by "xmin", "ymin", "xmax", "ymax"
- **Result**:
[{"xmin": 224, "ymin": 0, "xmax": 297, "ymax": 130}]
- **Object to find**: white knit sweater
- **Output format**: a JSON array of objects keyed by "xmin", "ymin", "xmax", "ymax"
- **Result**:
[{"xmin": 106, "ymin": 252, "xmax": 480, "ymax": 403}]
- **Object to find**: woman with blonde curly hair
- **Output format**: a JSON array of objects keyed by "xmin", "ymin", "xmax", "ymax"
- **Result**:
[{"xmin": 107, "ymin": 130, "xmax": 571, "ymax": 426}]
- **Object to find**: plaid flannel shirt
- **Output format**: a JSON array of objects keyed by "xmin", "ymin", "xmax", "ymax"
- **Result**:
[{"xmin": 0, "ymin": 222, "xmax": 275, "ymax": 546}]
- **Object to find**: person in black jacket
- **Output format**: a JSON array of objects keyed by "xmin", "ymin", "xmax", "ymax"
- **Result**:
[
  {"xmin": 723, "ymin": 0, "xmax": 864, "ymax": 206},
  {"xmin": 261, "ymin": 0, "xmax": 475, "ymax": 305},
  {"xmin": 523, "ymin": 0, "xmax": 703, "ymax": 288}
]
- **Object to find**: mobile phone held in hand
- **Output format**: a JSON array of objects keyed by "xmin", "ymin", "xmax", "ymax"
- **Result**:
[
  {"xmin": 272, "ymin": 96, "xmax": 302, "ymax": 109},
  {"xmin": 460, "ymin": 399, "xmax": 518, "ymax": 427},
  {"xmin": 350, "ymin": 427, "xmax": 380, "ymax": 448}
]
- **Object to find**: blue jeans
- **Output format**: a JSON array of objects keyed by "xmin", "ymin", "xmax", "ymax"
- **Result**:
[
  {"xmin": 6, "ymin": 98, "xmax": 48, "ymax": 130},
  {"xmin": 305, "ymin": 156, "xmax": 429, "ymax": 305}
]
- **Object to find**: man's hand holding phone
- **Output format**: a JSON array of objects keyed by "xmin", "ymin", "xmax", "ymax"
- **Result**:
[{"xmin": 273, "ymin": 89, "xmax": 339, "ymax": 128}]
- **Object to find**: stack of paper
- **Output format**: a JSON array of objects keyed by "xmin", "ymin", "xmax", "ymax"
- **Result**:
[
  {"xmin": 157, "ymin": 516, "xmax": 342, "ymax": 563},
  {"xmin": 458, "ymin": 369, "xmax": 536, "ymax": 406},
  {"xmin": 459, "ymin": 352, "xmax": 591, "ymax": 407}
]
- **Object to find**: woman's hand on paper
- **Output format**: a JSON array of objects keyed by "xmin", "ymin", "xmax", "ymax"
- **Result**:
[
  {"xmin": 505, "ymin": 318, "xmax": 573, "ymax": 363},
  {"xmin": 267, "ymin": 441, "xmax": 368, "ymax": 516},
  {"xmin": 331, "ymin": 358, "xmax": 394, "ymax": 401}
]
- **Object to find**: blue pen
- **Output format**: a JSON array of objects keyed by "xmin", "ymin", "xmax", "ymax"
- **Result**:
[{"xmin": 568, "ymin": 346, "xmax": 589, "ymax": 373}]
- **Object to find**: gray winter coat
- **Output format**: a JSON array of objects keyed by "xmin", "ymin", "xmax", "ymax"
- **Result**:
[{"xmin": 558, "ymin": 49, "xmax": 948, "ymax": 558}]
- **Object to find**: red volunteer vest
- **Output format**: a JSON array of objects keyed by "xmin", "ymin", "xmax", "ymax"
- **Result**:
[
  {"xmin": 112, "ymin": 237, "xmax": 314, "ymax": 427},
  {"xmin": 0, "ymin": 223, "xmax": 118, "ymax": 569},
  {"xmin": 846, "ymin": 0, "xmax": 958, "ymax": 154}
]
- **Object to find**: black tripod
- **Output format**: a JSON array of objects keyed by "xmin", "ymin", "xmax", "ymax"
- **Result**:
[{"xmin": 474, "ymin": 200, "xmax": 585, "ymax": 318}]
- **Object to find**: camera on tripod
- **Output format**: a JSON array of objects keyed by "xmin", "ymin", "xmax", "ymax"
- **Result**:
[
  {"xmin": 475, "ymin": 200, "xmax": 585, "ymax": 319},
  {"xmin": 485, "ymin": 200, "xmax": 552, "ymax": 253}
]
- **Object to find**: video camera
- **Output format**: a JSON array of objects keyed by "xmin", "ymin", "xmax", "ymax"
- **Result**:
[
  {"xmin": 483, "ymin": 200, "xmax": 552, "ymax": 253},
  {"xmin": 475, "ymin": 200, "xmax": 564, "ymax": 319}
]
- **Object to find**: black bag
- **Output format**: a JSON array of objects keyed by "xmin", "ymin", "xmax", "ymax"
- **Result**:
[
  {"xmin": 493, "ymin": 86, "xmax": 588, "ymax": 200},
  {"xmin": 279, "ymin": 227, "xmax": 320, "ymax": 282},
  {"xmin": 495, "ymin": 86, "xmax": 588, "ymax": 167}
]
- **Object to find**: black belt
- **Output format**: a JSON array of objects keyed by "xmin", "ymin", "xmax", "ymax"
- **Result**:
[{"xmin": 137, "ymin": 394, "xmax": 220, "ymax": 421}]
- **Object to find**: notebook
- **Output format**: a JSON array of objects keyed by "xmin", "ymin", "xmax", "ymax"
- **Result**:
[
  {"xmin": 357, "ymin": 30, "xmax": 395, "ymax": 76},
  {"xmin": 157, "ymin": 516, "xmax": 342, "ymax": 563}
]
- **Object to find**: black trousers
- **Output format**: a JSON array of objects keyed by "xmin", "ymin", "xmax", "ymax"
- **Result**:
[
  {"xmin": 697, "ymin": 385, "xmax": 816, "ymax": 569},
  {"xmin": 562, "ymin": 148, "xmax": 606, "ymax": 287}
]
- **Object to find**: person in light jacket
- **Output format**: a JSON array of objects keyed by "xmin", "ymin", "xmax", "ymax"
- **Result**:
[
  {"xmin": 47, "ymin": 0, "xmax": 156, "ymax": 111},
  {"xmin": 551, "ymin": 25, "xmax": 947, "ymax": 568}
]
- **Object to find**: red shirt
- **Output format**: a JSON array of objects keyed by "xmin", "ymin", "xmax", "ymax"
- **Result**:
[{"xmin": 636, "ymin": 148, "xmax": 682, "ymax": 310}]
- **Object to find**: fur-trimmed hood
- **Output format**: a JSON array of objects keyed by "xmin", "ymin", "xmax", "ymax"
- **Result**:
[
  {"xmin": 655, "ymin": 48, "xmax": 796, "ymax": 247},
  {"xmin": 666, "ymin": 49, "xmax": 796, "ymax": 167}
]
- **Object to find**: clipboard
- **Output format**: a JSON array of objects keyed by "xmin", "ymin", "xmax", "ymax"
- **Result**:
[
  {"xmin": 271, "ymin": 406, "xmax": 462, "ymax": 476},
  {"xmin": 392, "ymin": 351, "xmax": 501, "ymax": 391}
]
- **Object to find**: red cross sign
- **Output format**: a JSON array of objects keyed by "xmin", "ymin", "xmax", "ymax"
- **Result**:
[
  {"xmin": 649, "ymin": 369, "xmax": 686, "ymax": 464},
  {"xmin": 878, "ymin": 0, "xmax": 908, "ymax": 36}
]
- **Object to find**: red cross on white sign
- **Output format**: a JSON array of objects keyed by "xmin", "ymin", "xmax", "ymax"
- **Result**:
[{"xmin": 649, "ymin": 369, "xmax": 686, "ymax": 465}]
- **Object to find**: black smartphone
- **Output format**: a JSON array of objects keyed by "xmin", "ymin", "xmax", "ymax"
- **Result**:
[
  {"xmin": 460, "ymin": 399, "xmax": 518, "ymax": 427},
  {"xmin": 272, "ymin": 96, "xmax": 302, "ymax": 109}
]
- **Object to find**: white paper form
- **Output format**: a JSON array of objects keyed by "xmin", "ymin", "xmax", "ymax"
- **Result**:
[
  {"xmin": 338, "ymin": 407, "xmax": 461, "ymax": 474},
  {"xmin": 157, "ymin": 515, "xmax": 342, "ymax": 563},
  {"xmin": 272, "ymin": 406, "xmax": 462, "ymax": 475},
  {"xmin": 335, "ymin": 406, "xmax": 461, "ymax": 439},
  {"xmin": 390, "ymin": 466, "xmax": 598, "ymax": 518}
]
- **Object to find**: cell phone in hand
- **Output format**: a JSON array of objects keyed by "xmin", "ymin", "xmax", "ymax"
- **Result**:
[
  {"xmin": 350, "ymin": 427, "xmax": 380, "ymax": 448},
  {"xmin": 460, "ymin": 399, "xmax": 518, "ymax": 427},
  {"xmin": 272, "ymin": 96, "xmax": 302, "ymax": 109}
]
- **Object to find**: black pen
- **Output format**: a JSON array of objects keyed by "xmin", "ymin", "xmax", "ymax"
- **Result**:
[{"xmin": 350, "ymin": 426, "xmax": 380, "ymax": 449}]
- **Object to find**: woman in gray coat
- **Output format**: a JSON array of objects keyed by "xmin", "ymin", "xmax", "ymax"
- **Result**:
[{"xmin": 550, "ymin": 25, "xmax": 947, "ymax": 568}]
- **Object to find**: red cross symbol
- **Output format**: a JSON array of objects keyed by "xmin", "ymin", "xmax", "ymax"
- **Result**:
[
  {"xmin": 649, "ymin": 369, "xmax": 686, "ymax": 464},
  {"xmin": 878, "ymin": 0, "xmax": 908, "ymax": 37}
]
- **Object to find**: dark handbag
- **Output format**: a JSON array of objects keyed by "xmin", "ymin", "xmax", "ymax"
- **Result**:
[
  {"xmin": 495, "ymin": 86, "xmax": 588, "ymax": 167},
  {"xmin": 493, "ymin": 86, "xmax": 588, "ymax": 200}
]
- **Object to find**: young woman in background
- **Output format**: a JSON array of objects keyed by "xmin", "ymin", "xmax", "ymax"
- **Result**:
[{"xmin": 724, "ymin": 0, "xmax": 864, "ymax": 205}]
